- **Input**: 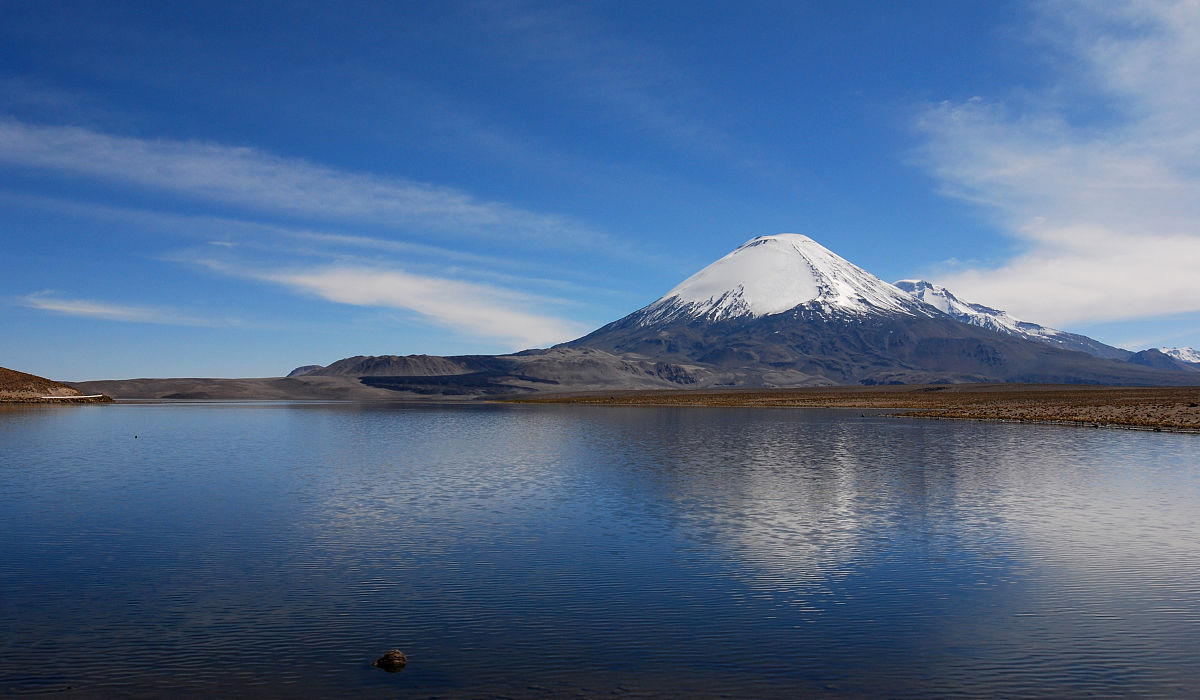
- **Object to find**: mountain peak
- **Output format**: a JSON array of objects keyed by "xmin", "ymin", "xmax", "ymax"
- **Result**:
[
  {"xmin": 1159, "ymin": 346, "xmax": 1200, "ymax": 365},
  {"xmin": 638, "ymin": 233, "xmax": 923, "ymax": 324},
  {"xmin": 746, "ymin": 232, "xmax": 816, "ymax": 245},
  {"xmin": 894, "ymin": 279, "xmax": 1006, "ymax": 318}
]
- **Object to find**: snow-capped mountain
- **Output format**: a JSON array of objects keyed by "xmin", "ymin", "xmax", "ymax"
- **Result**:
[
  {"xmin": 70, "ymin": 232, "xmax": 1200, "ymax": 398},
  {"xmin": 1159, "ymin": 347, "xmax": 1200, "ymax": 365},
  {"xmin": 893, "ymin": 279, "xmax": 1132, "ymax": 361},
  {"xmin": 570, "ymin": 234, "xmax": 1197, "ymax": 386},
  {"xmin": 637, "ymin": 234, "xmax": 931, "ymax": 324}
]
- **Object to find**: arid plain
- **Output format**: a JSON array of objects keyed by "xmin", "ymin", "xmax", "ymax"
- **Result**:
[{"xmin": 514, "ymin": 384, "xmax": 1200, "ymax": 432}]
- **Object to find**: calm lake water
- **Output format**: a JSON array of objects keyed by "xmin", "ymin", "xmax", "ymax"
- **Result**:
[{"xmin": 1, "ymin": 402, "xmax": 1198, "ymax": 698}]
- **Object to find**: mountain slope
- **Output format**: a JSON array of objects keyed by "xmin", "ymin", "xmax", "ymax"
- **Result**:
[
  {"xmin": 571, "ymin": 235, "xmax": 1198, "ymax": 386},
  {"xmin": 1160, "ymin": 347, "xmax": 1200, "ymax": 365},
  {"xmin": 1126, "ymin": 349, "xmax": 1200, "ymax": 372},
  {"xmin": 1, "ymin": 366, "xmax": 111, "ymax": 402},
  {"xmin": 78, "ymin": 348, "xmax": 708, "ymax": 399},
  {"xmin": 308, "ymin": 354, "xmax": 476, "ymax": 377},
  {"xmin": 893, "ymin": 279, "xmax": 1133, "ymax": 361}
]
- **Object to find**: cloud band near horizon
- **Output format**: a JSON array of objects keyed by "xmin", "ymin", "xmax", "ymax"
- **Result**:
[
  {"xmin": 260, "ymin": 265, "xmax": 591, "ymax": 350},
  {"xmin": 915, "ymin": 0, "xmax": 1200, "ymax": 328},
  {"xmin": 19, "ymin": 291, "xmax": 225, "ymax": 327}
]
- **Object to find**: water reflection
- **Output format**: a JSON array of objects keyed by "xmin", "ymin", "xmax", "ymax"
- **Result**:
[{"xmin": 1, "ymin": 403, "xmax": 1198, "ymax": 697}]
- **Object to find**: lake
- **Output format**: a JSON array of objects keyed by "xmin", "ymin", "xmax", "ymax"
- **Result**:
[{"xmin": 1, "ymin": 402, "xmax": 1198, "ymax": 697}]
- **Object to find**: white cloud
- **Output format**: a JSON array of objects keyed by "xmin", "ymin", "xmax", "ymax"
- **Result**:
[
  {"xmin": 915, "ymin": 0, "xmax": 1200, "ymax": 327},
  {"xmin": 0, "ymin": 118, "xmax": 607, "ymax": 247},
  {"xmin": 259, "ymin": 265, "xmax": 591, "ymax": 350},
  {"xmin": 20, "ymin": 291, "xmax": 226, "ymax": 327},
  {"xmin": 3, "ymin": 191, "xmax": 631, "ymax": 345},
  {"xmin": 19, "ymin": 266, "xmax": 592, "ymax": 349}
]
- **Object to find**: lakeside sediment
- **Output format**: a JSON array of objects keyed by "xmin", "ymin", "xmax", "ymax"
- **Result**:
[
  {"xmin": 512, "ymin": 384, "xmax": 1200, "ymax": 432},
  {"xmin": 0, "ymin": 395, "xmax": 113, "ymax": 404}
]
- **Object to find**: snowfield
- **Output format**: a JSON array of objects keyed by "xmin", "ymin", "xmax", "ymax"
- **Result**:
[
  {"xmin": 639, "ymin": 234, "xmax": 925, "ymax": 324},
  {"xmin": 1160, "ymin": 347, "xmax": 1200, "ymax": 365}
]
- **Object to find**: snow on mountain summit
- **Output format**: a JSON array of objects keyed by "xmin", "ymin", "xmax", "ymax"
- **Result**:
[
  {"xmin": 639, "ymin": 234, "xmax": 924, "ymax": 324},
  {"xmin": 1159, "ymin": 347, "xmax": 1200, "ymax": 365}
]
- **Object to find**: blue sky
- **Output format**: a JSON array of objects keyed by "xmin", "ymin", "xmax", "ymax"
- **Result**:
[{"xmin": 3, "ymin": 1, "xmax": 1199, "ymax": 380}]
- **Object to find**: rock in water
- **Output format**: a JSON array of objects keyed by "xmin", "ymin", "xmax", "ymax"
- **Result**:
[{"xmin": 372, "ymin": 649, "xmax": 407, "ymax": 672}]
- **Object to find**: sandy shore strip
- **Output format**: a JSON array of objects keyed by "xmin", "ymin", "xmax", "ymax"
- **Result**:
[{"xmin": 511, "ymin": 384, "xmax": 1200, "ymax": 432}]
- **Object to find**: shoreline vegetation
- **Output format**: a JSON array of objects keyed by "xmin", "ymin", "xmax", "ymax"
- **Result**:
[{"xmin": 510, "ymin": 384, "xmax": 1200, "ymax": 433}]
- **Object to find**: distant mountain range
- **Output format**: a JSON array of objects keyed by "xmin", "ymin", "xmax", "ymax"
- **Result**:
[{"xmin": 74, "ymin": 233, "xmax": 1200, "ymax": 399}]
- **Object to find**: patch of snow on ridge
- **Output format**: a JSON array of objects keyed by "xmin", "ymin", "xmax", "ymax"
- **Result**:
[
  {"xmin": 1159, "ymin": 346, "xmax": 1200, "ymax": 364},
  {"xmin": 893, "ymin": 279, "xmax": 1063, "ymax": 340},
  {"xmin": 640, "ymin": 234, "xmax": 921, "ymax": 324},
  {"xmin": 891, "ymin": 279, "xmax": 1133, "ymax": 361}
]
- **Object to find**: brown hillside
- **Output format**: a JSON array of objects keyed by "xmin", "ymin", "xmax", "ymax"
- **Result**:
[{"xmin": 0, "ymin": 366, "xmax": 111, "ymax": 403}]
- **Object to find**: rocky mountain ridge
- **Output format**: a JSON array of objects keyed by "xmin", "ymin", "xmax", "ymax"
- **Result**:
[
  {"xmin": 891, "ymin": 280, "xmax": 1199, "ymax": 372},
  {"xmin": 892, "ymin": 279, "xmax": 1133, "ymax": 361}
]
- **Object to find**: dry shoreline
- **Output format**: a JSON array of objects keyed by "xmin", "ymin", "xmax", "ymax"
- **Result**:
[
  {"xmin": 510, "ymin": 384, "xmax": 1200, "ymax": 433},
  {"xmin": 0, "ymin": 395, "xmax": 113, "ymax": 404},
  {"xmin": 0, "ymin": 366, "xmax": 112, "ymax": 404}
]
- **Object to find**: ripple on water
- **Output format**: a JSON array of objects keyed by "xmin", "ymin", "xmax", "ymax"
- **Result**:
[{"xmin": 1, "ymin": 403, "xmax": 1199, "ymax": 697}]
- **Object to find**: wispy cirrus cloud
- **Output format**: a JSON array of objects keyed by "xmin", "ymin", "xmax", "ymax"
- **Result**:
[
  {"xmin": 2, "ymin": 191, "xmax": 637, "ymax": 345},
  {"xmin": 19, "ymin": 291, "xmax": 230, "ymax": 327},
  {"xmin": 0, "ymin": 190, "xmax": 582, "ymax": 278},
  {"xmin": 915, "ymin": 0, "xmax": 1200, "ymax": 327},
  {"xmin": 0, "ymin": 118, "xmax": 610, "ymax": 248},
  {"xmin": 473, "ymin": 1, "xmax": 736, "ymax": 159},
  {"xmin": 18, "ymin": 257, "xmax": 593, "ymax": 348},
  {"xmin": 257, "ymin": 265, "xmax": 590, "ymax": 350}
]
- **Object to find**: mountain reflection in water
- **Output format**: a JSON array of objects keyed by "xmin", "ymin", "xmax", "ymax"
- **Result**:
[{"xmin": 1, "ymin": 402, "xmax": 1198, "ymax": 697}]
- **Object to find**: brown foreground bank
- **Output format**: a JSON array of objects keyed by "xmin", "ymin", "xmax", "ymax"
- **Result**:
[
  {"xmin": 512, "ymin": 384, "xmax": 1200, "ymax": 432},
  {"xmin": 0, "ymin": 366, "xmax": 112, "ymax": 403}
]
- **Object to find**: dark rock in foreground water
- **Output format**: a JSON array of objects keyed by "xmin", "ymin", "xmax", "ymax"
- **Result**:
[{"xmin": 372, "ymin": 649, "xmax": 407, "ymax": 672}]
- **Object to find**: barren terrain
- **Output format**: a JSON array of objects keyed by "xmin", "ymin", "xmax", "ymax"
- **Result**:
[
  {"xmin": 0, "ymin": 366, "xmax": 111, "ymax": 403},
  {"xmin": 514, "ymin": 384, "xmax": 1200, "ymax": 432}
]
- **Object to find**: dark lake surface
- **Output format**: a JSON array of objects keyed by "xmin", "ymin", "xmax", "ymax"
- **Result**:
[{"xmin": 2, "ymin": 402, "xmax": 1198, "ymax": 698}]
